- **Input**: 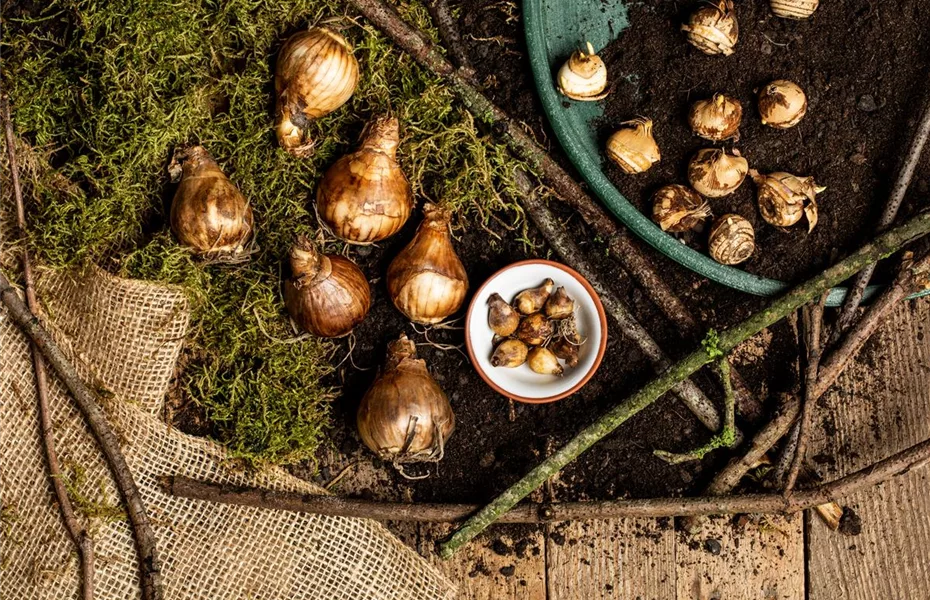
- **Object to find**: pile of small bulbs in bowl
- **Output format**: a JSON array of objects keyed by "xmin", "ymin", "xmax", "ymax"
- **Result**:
[
  {"xmin": 487, "ymin": 279, "xmax": 582, "ymax": 376},
  {"xmin": 168, "ymin": 26, "xmax": 469, "ymax": 472},
  {"xmin": 555, "ymin": 0, "xmax": 826, "ymax": 266}
]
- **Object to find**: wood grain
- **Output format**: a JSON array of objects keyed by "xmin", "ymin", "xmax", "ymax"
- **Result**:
[
  {"xmin": 675, "ymin": 515, "xmax": 804, "ymax": 600},
  {"xmin": 807, "ymin": 299, "xmax": 930, "ymax": 600},
  {"xmin": 546, "ymin": 519, "xmax": 676, "ymax": 600}
]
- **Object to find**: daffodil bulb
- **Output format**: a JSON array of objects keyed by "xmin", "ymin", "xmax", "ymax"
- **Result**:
[
  {"xmin": 688, "ymin": 149, "xmax": 749, "ymax": 198},
  {"xmin": 759, "ymin": 80, "xmax": 808, "ymax": 129},
  {"xmin": 606, "ymin": 118, "xmax": 661, "ymax": 174},
  {"xmin": 682, "ymin": 0, "xmax": 739, "ymax": 56},
  {"xmin": 557, "ymin": 42, "xmax": 608, "ymax": 101},
  {"xmin": 689, "ymin": 94, "xmax": 742, "ymax": 142},
  {"xmin": 708, "ymin": 214, "xmax": 755, "ymax": 265},
  {"xmin": 652, "ymin": 184, "xmax": 711, "ymax": 233},
  {"xmin": 751, "ymin": 170, "xmax": 825, "ymax": 232}
]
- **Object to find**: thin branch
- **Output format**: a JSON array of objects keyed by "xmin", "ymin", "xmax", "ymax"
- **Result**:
[
  {"xmin": 160, "ymin": 436, "xmax": 930, "ymax": 522},
  {"xmin": 515, "ymin": 169, "xmax": 723, "ymax": 432},
  {"xmin": 425, "ymin": 0, "xmax": 476, "ymax": 82},
  {"xmin": 832, "ymin": 92, "xmax": 930, "ymax": 340},
  {"xmin": 2, "ymin": 95, "xmax": 95, "ymax": 600},
  {"xmin": 654, "ymin": 358, "xmax": 736, "ymax": 464},
  {"xmin": 784, "ymin": 292, "xmax": 828, "ymax": 493},
  {"xmin": 343, "ymin": 0, "xmax": 774, "ymax": 421},
  {"xmin": 0, "ymin": 272, "xmax": 163, "ymax": 599},
  {"xmin": 437, "ymin": 212, "xmax": 930, "ymax": 558}
]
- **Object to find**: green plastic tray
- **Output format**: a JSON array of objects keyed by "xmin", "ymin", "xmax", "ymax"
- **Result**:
[{"xmin": 523, "ymin": 0, "xmax": 928, "ymax": 306}]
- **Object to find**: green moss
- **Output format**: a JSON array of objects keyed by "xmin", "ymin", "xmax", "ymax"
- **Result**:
[{"xmin": 2, "ymin": 0, "xmax": 526, "ymax": 466}]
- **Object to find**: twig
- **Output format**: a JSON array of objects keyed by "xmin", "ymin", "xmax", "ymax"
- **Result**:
[
  {"xmin": 160, "ymin": 436, "xmax": 930, "ymax": 522},
  {"xmin": 815, "ymin": 250, "xmax": 930, "ymax": 399},
  {"xmin": 785, "ymin": 292, "xmax": 828, "ymax": 494},
  {"xmin": 0, "ymin": 273, "xmax": 163, "ymax": 599},
  {"xmin": 680, "ymin": 393, "xmax": 800, "ymax": 533},
  {"xmin": 772, "ymin": 420, "xmax": 801, "ymax": 488},
  {"xmin": 425, "ymin": 0, "xmax": 476, "ymax": 82},
  {"xmin": 654, "ymin": 358, "xmax": 736, "ymax": 464},
  {"xmin": 516, "ymin": 169, "xmax": 723, "ymax": 431},
  {"xmin": 436, "ymin": 212, "xmax": 930, "ymax": 558},
  {"xmin": 351, "ymin": 0, "xmax": 764, "ymax": 421},
  {"xmin": 832, "ymin": 92, "xmax": 930, "ymax": 340},
  {"xmin": 2, "ymin": 96, "xmax": 95, "ymax": 600}
]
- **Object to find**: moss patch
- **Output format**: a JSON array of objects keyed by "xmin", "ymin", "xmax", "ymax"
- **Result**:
[{"xmin": 2, "ymin": 0, "xmax": 525, "ymax": 466}]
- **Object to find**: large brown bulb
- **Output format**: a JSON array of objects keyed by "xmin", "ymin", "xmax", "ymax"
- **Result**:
[
  {"xmin": 357, "ymin": 334, "xmax": 455, "ymax": 464},
  {"xmin": 387, "ymin": 203, "xmax": 468, "ymax": 324},
  {"xmin": 275, "ymin": 27, "xmax": 359, "ymax": 157},
  {"xmin": 283, "ymin": 237, "xmax": 371, "ymax": 338},
  {"xmin": 170, "ymin": 146, "xmax": 254, "ymax": 260},
  {"xmin": 316, "ymin": 116, "xmax": 414, "ymax": 244}
]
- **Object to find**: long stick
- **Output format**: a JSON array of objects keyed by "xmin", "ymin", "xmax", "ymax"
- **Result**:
[
  {"xmin": 2, "ymin": 96, "xmax": 95, "ymax": 599},
  {"xmin": 161, "ymin": 436, "xmax": 930, "ymax": 522},
  {"xmin": 832, "ymin": 93, "xmax": 930, "ymax": 339},
  {"xmin": 516, "ymin": 170, "xmax": 722, "ymax": 430},
  {"xmin": 438, "ymin": 211, "xmax": 930, "ymax": 558},
  {"xmin": 350, "ymin": 0, "xmax": 763, "ymax": 420},
  {"xmin": 0, "ymin": 272, "xmax": 163, "ymax": 599}
]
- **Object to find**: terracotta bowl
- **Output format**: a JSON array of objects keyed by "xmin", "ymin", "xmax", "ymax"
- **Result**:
[{"xmin": 465, "ymin": 260, "xmax": 608, "ymax": 404}]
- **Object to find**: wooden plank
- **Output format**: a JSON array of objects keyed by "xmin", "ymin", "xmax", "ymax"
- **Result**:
[
  {"xmin": 675, "ymin": 515, "xmax": 805, "ymax": 600},
  {"xmin": 546, "ymin": 519, "xmax": 676, "ymax": 600},
  {"xmin": 808, "ymin": 299, "xmax": 930, "ymax": 600},
  {"xmin": 420, "ymin": 524, "xmax": 547, "ymax": 600}
]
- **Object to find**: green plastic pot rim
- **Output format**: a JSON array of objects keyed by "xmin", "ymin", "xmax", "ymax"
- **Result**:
[{"xmin": 522, "ymin": 0, "xmax": 929, "ymax": 306}]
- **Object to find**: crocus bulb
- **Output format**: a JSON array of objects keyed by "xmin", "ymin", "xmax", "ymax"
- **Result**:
[
  {"xmin": 759, "ymin": 80, "xmax": 808, "ymax": 129},
  {"xmin": 689, "ymin": 94, "xmax": 742, "ymax": 141},
  {"xmin": 652, "ymin": 184, "xmax": 711, "ymax": 233},
  {"xmin": 357, "ymin": 334, "xmax": 455, "ymax": 466},
  {"xmin": 688, "ymin": 148, "xmax": 749, "ymax": 198},
  {"xmin": 488, "ymin": 293, "xmax": 520, "ymax": 337},
  {"xmin": 770, "ymin": 0, "xmax": 819, "ymax": 19},
  {"xmin": 544, "ymin": 287, "xmax": 575, "ymax": 320},
  {"xmin": 516, "ymin": 312, "xmax": 554, "ymax": 346},
  {"xmin": 527, "ymin": 346, "xmax": 563, "ymax": 376},
  {"xmin": 317, "ymin": 116, "xmax": 414, "ymax": 244},
  {"xmin": 170, "ymin": 146, "xmax": 254, "ymax": 261},
  {"xmin": 606, "ymin": 118, "xmax": 661, "ymax": 174},
  {"xmin": 491, "ymin": 339, "xmax": 529, "ymax": 368},
  {"xmin": 283, "ymin": 237, "xmax": 371, "ymax": 338},
  {"xmin": 751, "ymin": 170, "xmax": 825, "ymax": 232},
  {"xmin": 275, "ymin": 27, "xmax": 360, "ymax": 157},
  {"xmin": 513, "ymin": 279, "xmax": 554, "ymax": 315},
  {"xmin": 682, "ymin": 0, "xmax": 739, "ymax": 56},
  {"xmin": 708, "ymin": 214, "xmax": 755, "ymax": 265},
  {"xmin": 557, "ymin": 42, "xmax": 608, "ymax": 101},
  {"xmin": 387, "ymin": 203, "xmax": 468, "ymax": 325}
]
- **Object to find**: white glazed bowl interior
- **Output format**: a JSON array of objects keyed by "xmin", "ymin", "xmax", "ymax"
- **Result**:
[{"xmin": 466, "ymin": 262, "xmax": 604, "ymax": 401}]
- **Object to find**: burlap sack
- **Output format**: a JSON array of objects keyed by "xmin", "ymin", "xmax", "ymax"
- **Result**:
[{"xmin": 0, "ymin": 266, "xmax": 456, "ymax": 599}]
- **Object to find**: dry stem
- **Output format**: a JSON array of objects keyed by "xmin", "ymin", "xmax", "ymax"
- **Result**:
[{"xmin": 2, "ymin": 95, "xmax": 95, "ymax": 600}]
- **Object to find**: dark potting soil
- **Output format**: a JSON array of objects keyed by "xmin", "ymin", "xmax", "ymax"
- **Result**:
[{"xmin": 599, "ymin": 0, "xmax": 930, "ymax": 283}]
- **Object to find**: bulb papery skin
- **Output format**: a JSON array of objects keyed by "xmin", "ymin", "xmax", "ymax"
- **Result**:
[
  {"xmin": 275, "ymin": 27, "xmax": 359, "ymax": 157},
  {"xmin": 606, "ymin": 118, "xmax": 661, "ymax": 174},
  {"xmin": 682, "ymin": 0, "xmax": 739, "ymax": 56},
  {"xmin": 751, "ymin": 170, "xmax": 824, "ymax": 232},
  {"xmin": 689, "ymin": 94, "xmax": 742, "ymax": 141},
  {"xmin": 387, "ymin": 203, "xmax": 468, "ymax": 324},
  {"xmin": 284, "ymin": 237, "xmax": 371, "ymax": 338},
  {"xmin": 688, "ymin": 149, "xmax": 749, "ymax": 198},
  {"xmin": 652, "ymin": 184, "xmax": 712, "ymax": 233},
  {"xmin": 771, "ymin": 0, "xmax": 819, "ymax": 19},
  {"xmin": 759, "ymin": 80, "xmax": 808, "ymax": 129},
  {"xmin": 709, "ymin": 214, "xmax": 755, "ymax": 265},
  {"xmin": 170, "ymin": 146, "xmax": 254, "ymax": 259},
  {"xmin": 357, "ymin": 334, "xmax": 455, "ymax": 463},
  {"xmin": 557, "ymin": 42, "xmax": 608, "ymax": 101},
  {"xmin": 317, "ymin": 116, "xmax": 413, "ymax": 244}
]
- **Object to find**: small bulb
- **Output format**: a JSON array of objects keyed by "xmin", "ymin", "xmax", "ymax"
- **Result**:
[
  {"xmin": 491, "ymin": 339, "xmax": 529, "ymax": 368},
  {"xmin": 557, "ymin": 42, "xmax": 608, "ymax": 101},
  {"xmin": 487, "ymin": 293, "xmax": 520, "ymax": 337},
  {"xmin": 544, "ymin": 287, "xmax": 575, "ymax": 320},
  {"xmin": 516, "ymin": 312, "xmax": 554, "ymax": 346},
  {"xmin": 751, "ymin": 170, "xmax": 825, "ymax": 232},
  {"xmin": 527, "ymin": 346, "xmax": 564, "ymax": 376},
  {"xmin": 688, "ymin": 148, "xmax": 749, "ymax": 198},
  {"xmin": 759, "ymin": 80, "xmax": 808, "ymax": 129},
  {"xmin": 689, "ymin": 94, "xmax": 742, "ymax": 142},
  {"xmin": 606, "ymin": 117, "xmax": 661, "ymax": 174},
  {"xmin": 682, "ymin": 0, "xmax": 739, "ymax": 56},
  {"xmin": 549, "ymin": 333, "xmax": 582, "ymax": 368},
  {"xmin": 513, "ymin": 279, "xmax": 555, "ymax": 315},
  {"xmin": 770, "ymin": 0, "xmax": 819, "ymax": 19},
  {"xmin": 708, "ymin": 214, "xmax": 755, "ymax": 265},
  {"xmin": 652, "ymin": 184, "xmax": 712, "ymax": 233}
]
